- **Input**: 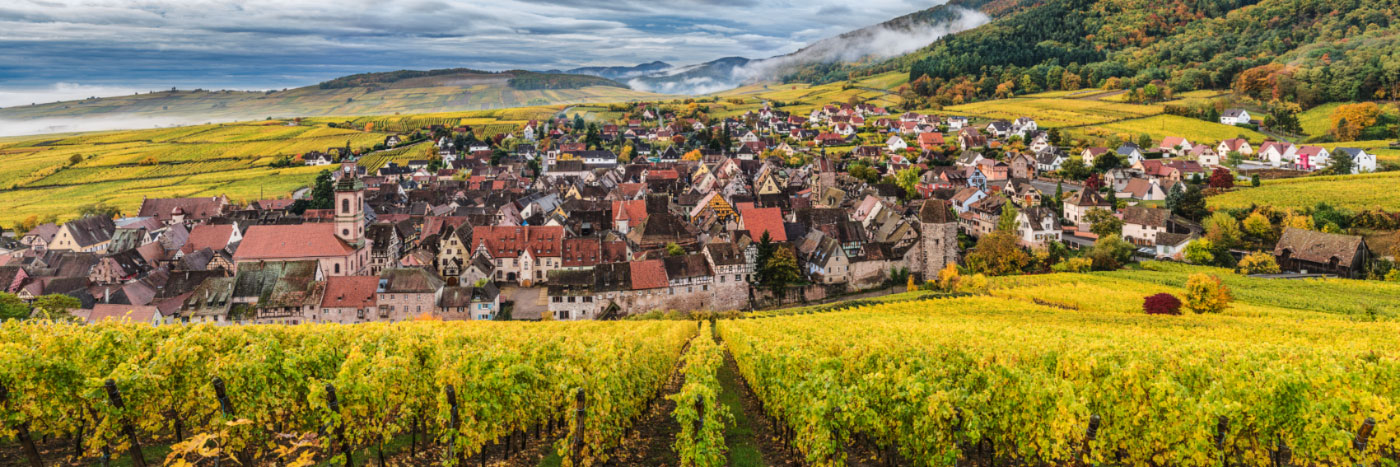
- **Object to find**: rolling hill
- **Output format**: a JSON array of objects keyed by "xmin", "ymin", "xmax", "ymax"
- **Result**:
[
  {"xmin": 0, "ymin": 70, "xmax": 666, "ymax": 136},
  {"xmin": 791, "ymin": 0, "xmax": 1400, "ymax": 109}
]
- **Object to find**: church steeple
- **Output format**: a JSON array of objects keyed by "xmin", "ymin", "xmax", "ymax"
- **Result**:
[{"xmin": 334, "ymin": 176, "xmax": 365, "ymax": 247}]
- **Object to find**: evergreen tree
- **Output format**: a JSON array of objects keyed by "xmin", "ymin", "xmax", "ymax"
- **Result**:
[
  {"xmin": 1165, "ymin": 182, "xmax": 1185, "ymax": 213},
  {"xmin": 309, "ymin": 170, "xmax": 335, "ymax": 210},
  {"xmin": 754, "ymin": 231, "xmax": 775, "ymax": 284},
  {"xmin": 763, "ymin": 247, "xmax": 801, "ymax": 304}
]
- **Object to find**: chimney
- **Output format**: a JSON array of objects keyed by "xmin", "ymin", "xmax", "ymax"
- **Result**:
[{"xmin": 104, "ymin": 288, "xmax": 110, "ymax": 304}]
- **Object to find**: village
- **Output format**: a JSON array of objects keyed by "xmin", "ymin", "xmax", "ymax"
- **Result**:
[{"xmin": 0, "ymin": 100, "xmax": 1383, "ymax": 325}]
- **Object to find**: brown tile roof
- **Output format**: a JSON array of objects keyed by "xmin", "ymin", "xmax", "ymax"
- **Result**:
[
  {"xmin": 137, "ymin": 196, "xmax": 227, "ymax": 222},
  {"xmin": 322, "ymin": 275, "xmax": 378, "ymax": 308},
  {"xmin": 1122, "ymin": 206, "xmax": 1169, "ymax": 228},
  {"xmin": 234, "ymin": 224, "xmax": 355, "ymax": 261},
  {"xmin": 664, "ymin": 254, "xmax": 712, "ymax": 280},
  {"xmin": 1273, "ymin": 228, "xmax": 1366, "ymax": 265},
  {"xmin": 919, "ymin": 199, "xmax": 954, "ymax": 223},
  {"xmin": 629, "ymin": 259, "xmax": 668, "ymax": 290},
  {"xmin": 562, "ymin": 238, "xmax": 603, "ymax": 267},
  {"xmin": 181, "ymin": 224, "xmax": 235, "ymax": 254},
  {"xmin": 62, "ymin": 216, "xmax": 116, "ymax": 248},
  {"xmin": 601, "ymin": 241, "xmax": 629, "ymax": 263},
  {"xmin": 378, "ymin": 268, "xmax": 444, "ymax": 294}
]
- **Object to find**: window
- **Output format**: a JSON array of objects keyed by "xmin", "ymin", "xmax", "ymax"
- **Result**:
[
  {"xmin": 552, "ymin": 296, "xmax": 561, "ymax": 303},
  {"xmin": 583, "ymin": 296, "xmax": 592, "ymax": 303},
  {"xmin": 341, "ymin": 198, "xmax": 350, "ymax": 213},
  {"xmin": 334, "ymin": 264, "xmax": 341, "ymax": 274},
  {"xmin": 567, "ymin": 296, "xmax": 576, "ymax": 303}
]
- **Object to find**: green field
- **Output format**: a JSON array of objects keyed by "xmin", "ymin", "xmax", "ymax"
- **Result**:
[
  {"xmin": 1206, "ymin": 171, "xmax": 1400, "ymax": 211},
  {"xmin": 1298, "ymin": 102, "xmax": 1345, "ymax": 138}
]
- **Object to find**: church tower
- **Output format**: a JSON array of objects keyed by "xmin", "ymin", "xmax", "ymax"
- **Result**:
[{"xmin": 334, "ymin": 176, "xmax": 366, "ymax": 247}]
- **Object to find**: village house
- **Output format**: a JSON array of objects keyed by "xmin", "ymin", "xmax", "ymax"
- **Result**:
[
  {"xmin": 319, "ymin": 275, "xmax": 379, "ymax": 324},
  {"xmin": 472, "ymin": 225, "xmax": 564, "ymax": 286},
  {"xmin": 1063, "ymin": 189, "xmax": 1113, "ymax": 227},
  {"xmin": 1273, "ymin": 228, "xmax": 1370, "ymax": 278},
  {"xmin": 1219, "ymin": 109, "xmax": 1252, "ymax": 126},
  {"xmin": 376, "ymin": 268, "xmax": 445, "ymax": 321}
]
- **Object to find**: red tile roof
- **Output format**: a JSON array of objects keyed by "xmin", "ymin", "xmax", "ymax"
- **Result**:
[
  {"xmin": 562, "ymin": 238, "xmax": 603, "ymax": 267},
  {"xmin": 321, "ymin": 276, "xmax": 379, "ymax": 308},
  {"xmin": 471, "ymin": 226, "xmax": 563, "ymax": 258},
  {"xmin": 648, "ymin": 169, "xmax": 679, "ymax": 180},
  {"xmin": 233, "ymin": 223, "xmax": 356, "ymax": 261},
  {"xmin": 742, "ymin": 206, "xmax": 786, "ymax": 242},
  {"xmin": 612, "ymin": 200, "xmax": 649, "ymax": 224},
  {"xmin": 918, "ymin": 132, "xmax": 945, "ymax": 148},
  {"xmin": 629, "ymin": 259, "xmax": 669, "ymax": 290},
  {"xmin": 181, "ymin": 224, "xmax": 235, "ymax": 254}
]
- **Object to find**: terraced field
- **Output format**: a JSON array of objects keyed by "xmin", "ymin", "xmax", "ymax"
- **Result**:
[
  {"xmin": 1206, "ymin": 171, "xmax": 1400, "ymax": 211},
  {"xmin": 0, "ymin": 110, "xmax": 540, "ymax": 225},
  {"xmin": 1071, "ymin": 114, "xmax": 1268, "ymax": 146},
  {"xmin": 0, "ymin": 80, "xmax": 670, "ymax": 125},
  {"xmin": 943, "ymin": 95, "xmax": 1164, "ymax": 128}
]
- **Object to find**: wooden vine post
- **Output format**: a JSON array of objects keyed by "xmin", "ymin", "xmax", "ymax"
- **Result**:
[
  {"xmin": 324, "ymin": 383, "xmax": 352, "ymax": 467},
  {"xmin": 104, "ymin": 379, "xmax": 147, "ymax": 467},
  {"xmin": 1216, "ymin": 416, "xmax": 1230, "ymax": 467},
  {"xmin": 570, "ymin": 388, "xmax": 586, "ymax": 466},
  {"xmin": 1081, "ymin": 414, "xmax": 1101, "ymax": 467},
  {"xmin": 693, "ymin": 396, "xmax": 705, "ymax": 438},
  {"xmin": 0, "ymin": 381, "xmax": 44, "ymax": 467},
  {"xmin": 1354, "ymin": 417, "xmax": 1376, "ymax": 466}
]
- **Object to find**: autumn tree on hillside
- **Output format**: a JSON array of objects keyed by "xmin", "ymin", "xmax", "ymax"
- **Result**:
[
  {"xmin": 1330, "ymin": 102, "xmax": 1381, "ymax": 141},
  {"xmin": 1208, "ymin": 167, "xmax": 1234, "ymax": 188}
]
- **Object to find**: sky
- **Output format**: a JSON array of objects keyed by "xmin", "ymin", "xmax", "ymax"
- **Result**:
[{"xmin": 0, "ymin": 0, "xmax": 945, "ymax": 106}]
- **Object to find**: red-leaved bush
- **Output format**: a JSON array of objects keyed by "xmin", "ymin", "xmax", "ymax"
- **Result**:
[{"xmin": 1143, "ymin": 293, "xmax": 1183, "ymax": 315}]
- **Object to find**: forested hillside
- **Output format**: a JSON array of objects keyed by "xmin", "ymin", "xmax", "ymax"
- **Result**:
[{"xmin": 793, "ymin": 0, "xmax": 1400, "ymax": 109}]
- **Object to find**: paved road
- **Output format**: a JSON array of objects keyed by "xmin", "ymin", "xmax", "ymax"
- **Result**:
[{"xmin": 501, "ymin": 285, "xmax": 547, "ymax": 320}]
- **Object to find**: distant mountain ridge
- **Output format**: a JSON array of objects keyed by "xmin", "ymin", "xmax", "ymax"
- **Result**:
[
  {"xmin": 0, "ymin": 69, "xmax": 661, "ymax": 135},
  {"xmin": 574, "ymin": 1, "xmax": 996, "ymax": 94},
  {"xmin": 562, "ymin": 61, "xmax": 674, "ymax": 81}
]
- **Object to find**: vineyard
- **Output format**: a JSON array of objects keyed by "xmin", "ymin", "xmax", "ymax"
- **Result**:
[
  {"xmin": 2, "ymin": 266, "xmax": 1399, "ymax": 466},
  {"xmin": 1207, "ymin": 171, "xmax": 1400, "ymax": 211},
  {"xmin": 943, "ymin": 96, "xmax": 1164, "ymax": 128},
  {"xmin": 0, "ymin": 320, "xmax": 695, "ymax": 466},
  {"xmin": 720, "ymin": 293, "xmax": 1400, "ymax": 466}
]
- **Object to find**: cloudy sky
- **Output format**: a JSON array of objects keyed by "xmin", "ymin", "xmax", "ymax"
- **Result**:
[{"xmin": 0, "ymin": 0, "xmax": 943, "ymax": 106}]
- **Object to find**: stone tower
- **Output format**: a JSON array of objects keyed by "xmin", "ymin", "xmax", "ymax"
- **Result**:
[
  {"xmin": 334, "ymin": 176, "xmax": 366, "ymax": 247},
  {"xmin": 916, "ymin": 199, "xmax": 959, "ymax": 278}
]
